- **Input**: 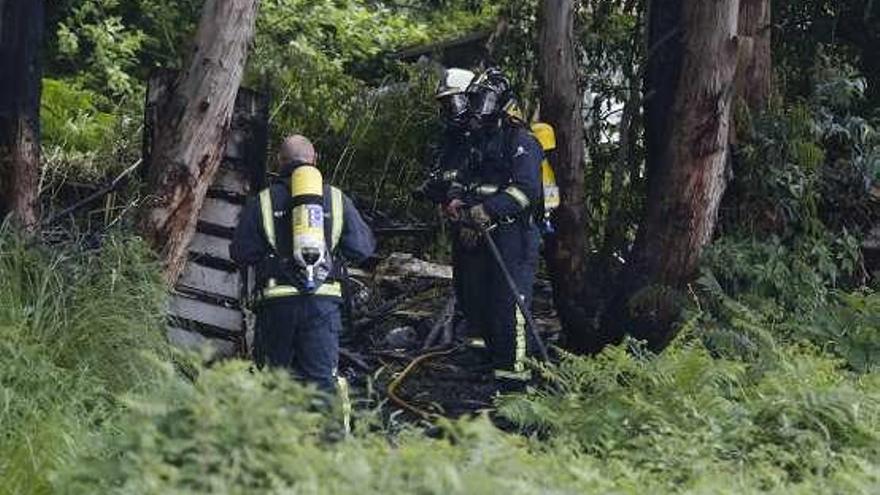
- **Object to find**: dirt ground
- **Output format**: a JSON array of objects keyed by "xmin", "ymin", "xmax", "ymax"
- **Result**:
[{"xmin": 340, "ymin": 272, "xmax": 561, "ymax": 420}]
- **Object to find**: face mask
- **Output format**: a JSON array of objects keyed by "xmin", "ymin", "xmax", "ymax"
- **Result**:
[
  {"xmin": 439, "ymin": 93, "xmax": 470, "ymax": 128},
  {"xmin": 469, "ymin": 89, "xmax": 499, "ymax": 124}
]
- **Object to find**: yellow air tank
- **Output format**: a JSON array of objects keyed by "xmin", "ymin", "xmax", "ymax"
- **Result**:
[
  {"xmin": 290, "ymin": 165, "xmax": 327, "ymax": 291},
  {"xmin": 531, "ymin": 123, "xmax": 560, "ymax": 231}
]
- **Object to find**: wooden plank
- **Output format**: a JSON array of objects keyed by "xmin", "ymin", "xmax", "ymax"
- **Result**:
[
  {"xmin": 211, "ymin": 167, "xmax": 249, "ymax": 195},
  {"xmin": 199, "ymin": 197, "xmax": 241, "ymax": 229},
  {"xmin": 169, "ymin": 294, "xmax": 242, "ymax": 333},
  {"xmin": 224, "ymin": 129, "xmax": 247, "ymax": 159},
  {"xmin": 190, "ymin": 232, "xmax": 232, "ymax": 260},
  {"xmin": 178, "ymin": 263, "xmax": 240, "ymax": 299}
]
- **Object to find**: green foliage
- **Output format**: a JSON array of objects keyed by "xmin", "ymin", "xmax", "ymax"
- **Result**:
[
  {"xmin": 704, "ymin": 235, "xmax": 863, "ymax": 313},
  {"xmin": 500, "ymin": 334, "xmax": 880, "ymax": 492},
  {"xmin": 41, "ymin": 78, "xmax": 118, "ymax": 152},
  {"xmin": 0, "ymin": 226, "xmax": 878, "ymax": 493},
  {"xmin": 60, "ymin": 360, "xmax": 615, "ymax": 494},
  {"xmin": 728, "ymin": 55, "xmax": 880, "ymax": 239},
  {"xmin": 40, "ymin": 76, "xmax": 143, "ymax": 194},
  {"xmin": 326, "ymin": 67, "xmax": 443, "ymax": 218},
  {"xmin": 56, "ymin": 0, "xmax": 148, "ymax": 96},
  {"xmin": 0, "ymin": 230, "xmax": 171, "ymax": 495},
  {"xmin": 252, "ymin": 0, "xmax": 493, "ymax": 144},
  {"xmin": 801, "ymin": 291, "xmax": 880, "ymax": 374}
]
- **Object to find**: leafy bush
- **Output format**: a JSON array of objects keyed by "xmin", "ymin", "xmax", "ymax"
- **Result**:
[
  {"xmin": 251, "ymin": 0, "xmax": 494, "ymax": 141},
  {"xmin": 725, "ymin": 56, "xmax": 880, "ymax": 240},
  {"xmin": 500, "ymin": 336, "xmax": 880, "ymax": 492},
  {"xmin": 50, "ymin": 312, "xmax": 880, "ymax": 494},
  {"xmin": 41, "ymin": 78, "xmax": 118, "ymax": 153},
  {"xmin": 325, "ymin": 67, "xmax": 443, "ymax": 218},
  {"xmin": 60, "ymin": 359, "xmax": 632, "ymax": 494},
  {"xmin": 56, "ymin": 0, "xmax": 147, "ymax": 96},
  {"xmin": 40, "ymin": 78, "xmax": 143, "ymax": 201},
  {"xmin": 703, "ymin": 234, "xmax": 863, "ymax": 313},
  {"xmin": 800, "ymin": 291, "xmax": 880, "ymax": 374}
]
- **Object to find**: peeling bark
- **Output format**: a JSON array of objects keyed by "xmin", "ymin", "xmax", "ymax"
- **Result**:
[
  {"xmin": 0, "ymin": 0, "xmax": 44, "ymax": 231},
  {"xmin": 607, "ymin": 0, "xmax": 740, "ymax": 350},
  {"xmin": 139, "ymin": 0, "xmax": 260, "ymax": 284}
]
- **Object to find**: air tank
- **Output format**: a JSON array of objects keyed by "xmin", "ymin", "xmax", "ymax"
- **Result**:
[{"xmin": 290, "ymin": 165, "xmax": 327, "ymax": 291}]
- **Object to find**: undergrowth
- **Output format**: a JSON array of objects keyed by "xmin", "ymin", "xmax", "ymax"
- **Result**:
[
  {"xmin": 2, "ymin": 227, "xmax": 879, "ymax": 494},
  {"xmin": 0, "ymin": 230, "xmax": 172, "ymax": 494}
]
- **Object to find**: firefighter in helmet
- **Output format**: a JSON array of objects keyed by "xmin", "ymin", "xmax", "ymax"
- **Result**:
[
  {"xmin": 230, "ymin": 135, "xmax": 375, "ymax": 393},
  {"xmin": 432, "ymin": 68, "xmax": 544, "ymax": 392}
]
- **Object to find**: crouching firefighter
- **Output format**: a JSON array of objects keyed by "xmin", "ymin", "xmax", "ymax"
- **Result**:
[
  {"xmin": 230, "ymin": 135, "xmax": 375, "ymax": 396},
  {"xmin": 431, "ymin": 68, "xmax": 544, "ymax": 393}
]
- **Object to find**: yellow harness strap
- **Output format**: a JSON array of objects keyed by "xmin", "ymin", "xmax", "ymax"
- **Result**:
[
  {"xmin": 258, "ymin": 189, "xmax": 276, "ymax": 249},
  {"xmin": 257, "ymin": 186, "xmax": 346, "ymax": 300},
  {"xmin": 261, "ymin": 282, "xmax": 343, "ymax": 299},
  {"xmin": 330, "ymin": 186, "xmax": 344, "ymax": 250}
]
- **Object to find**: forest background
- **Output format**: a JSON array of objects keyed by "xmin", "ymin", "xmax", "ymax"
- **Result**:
[{"xmin": 2, "ymin": 0, "xmax": 880, "ymax": 493}]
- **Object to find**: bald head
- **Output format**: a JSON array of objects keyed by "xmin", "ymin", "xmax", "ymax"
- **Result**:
[{"xmin": 278, "ymin": 135, "xmax": 317, "ymax": 167}]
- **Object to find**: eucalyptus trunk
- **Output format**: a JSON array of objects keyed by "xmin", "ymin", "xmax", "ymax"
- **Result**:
[
  {"xmin": 0, "ymin": 0, "xmax": 44, "ymax": 232},
  {"xmin": 537, "ymin": 0, "xmax": 592, "ymax": 353},
  {"xmin": 736, "ymin": 0, "xmax": 772, "ymax": 111},
  {"xmin": 140, "ymin": 0, "xmax": 260, "ymax": 284},
  {"xmin": 607, "ymin": 0, "xmax": 741, "ymax": 350}
]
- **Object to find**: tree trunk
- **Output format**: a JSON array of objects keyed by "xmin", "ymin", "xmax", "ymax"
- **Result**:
[
  {"xmin": 735, "ymin": 0, "xmax": 771, "ymax": 112},
  {"xmin": 139, "ymin": 0, "xmax": 260, "ymax": 285},
  {"xmin": 607, "ymin": 0, "xmax": 740, "ymax": 350},
  {"xmin": 537, "ymin": 0, "xmax": 592, "ymax": 353},
  {"xmin": 0, "ymin": 0, "xmax": 44, "ymax": 231}
]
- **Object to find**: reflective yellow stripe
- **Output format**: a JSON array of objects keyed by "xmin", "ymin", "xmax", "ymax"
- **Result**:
[
  {"xmin": 473, "ymin": 184, "xmax": 499, "ymax": 196},
  {"xmin": 442, "ymin": 170, "xmax": 460, "ymax": 181},
  {"xmin": 514, "ymin": 306, "xmax": 527, "ymax": 373},
  {"xmin": 494, "ymin": 369, "xmax": 532, "ymax": 381},
  {"xmin": 262, "ymin": 282, "xmax": 343, "ymax": 299},
  {"xmin": 337, "ymin": 376, "xmax": 351, "ymax": 435},
  {"xmin": 504, "ymin": 187, "xmax": 530, "ymax": 208},
  {"xmin": 330, "ymin": 186, "xmax": 344, "ymax": 250},
  {"xmin": 259, "ymin": 189, "xmax": 276, "ymax": 249}
]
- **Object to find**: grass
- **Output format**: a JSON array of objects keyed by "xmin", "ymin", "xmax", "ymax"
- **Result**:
[{"xmin": 0, "ymin": 230, "xmax": 171, "ymax": 495}]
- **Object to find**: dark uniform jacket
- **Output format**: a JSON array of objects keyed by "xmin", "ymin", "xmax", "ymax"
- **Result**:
[{"xmin": 438, "ymin": 123, "xmax": 543, "ymax": 220}]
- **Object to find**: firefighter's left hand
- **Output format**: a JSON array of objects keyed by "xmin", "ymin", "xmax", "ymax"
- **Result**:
[{"xmin": 467, "ymin": 204, "xmax": 492, "ymax": 229}]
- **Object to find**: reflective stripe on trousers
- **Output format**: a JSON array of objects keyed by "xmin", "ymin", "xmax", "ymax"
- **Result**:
[
  {"xmin": 261, "ymin": 281, "xmax": 343, "ymax": 299},
  {"xmin": 494, "ymin": 304, "xmax": 530, "ymax": 381}
]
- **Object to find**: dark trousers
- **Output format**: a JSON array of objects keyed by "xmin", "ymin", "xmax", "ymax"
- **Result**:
[
  {"xmin": 453, "ymin": 220, "xmax": 540, "ymax": 383},
  {"xmin": 254, "ymin": 297, "xmax": 342, "ymax": 393}
]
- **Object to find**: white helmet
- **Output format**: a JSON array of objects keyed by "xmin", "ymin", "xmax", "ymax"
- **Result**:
[
  {"xmin": 435, "ymin": 68, "xmax": 476, "ymax": 98},
  {"xmin": 435, "ymin": 68, "xmax": 475, "ymax": 128}
]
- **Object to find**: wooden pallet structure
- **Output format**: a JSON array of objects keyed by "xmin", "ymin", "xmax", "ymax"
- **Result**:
[{"xmin": 145, "ymin": 73, "xmax": 269, "ymax": 358}]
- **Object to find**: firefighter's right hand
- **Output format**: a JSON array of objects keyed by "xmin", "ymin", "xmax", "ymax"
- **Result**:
[{"xmin": 444, "ymin": 198, "xmax": 466, "ymax": 221}]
